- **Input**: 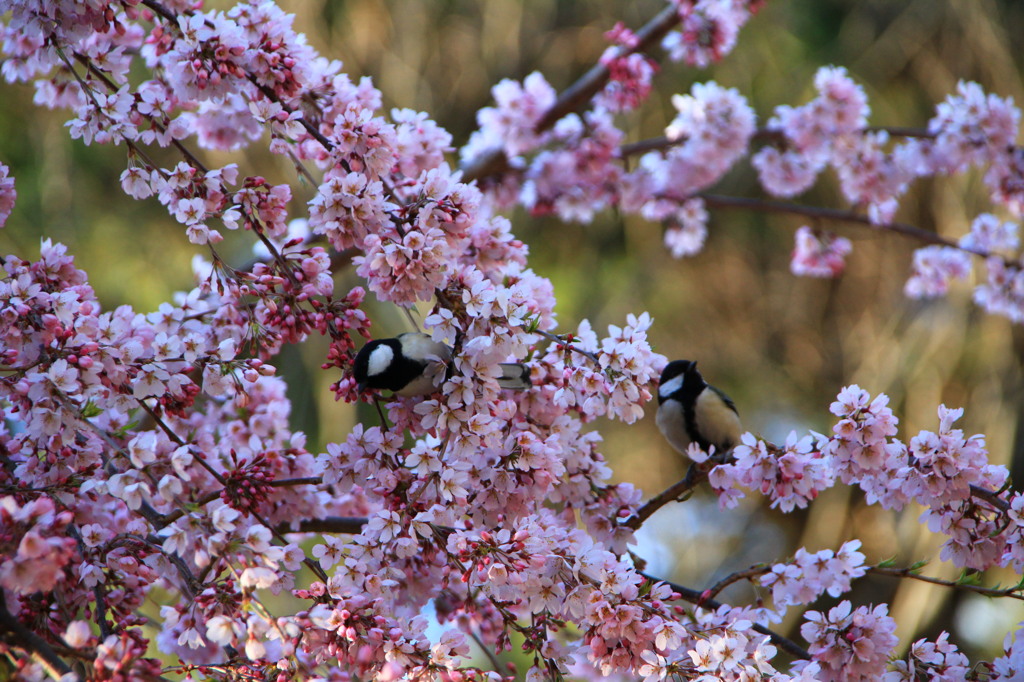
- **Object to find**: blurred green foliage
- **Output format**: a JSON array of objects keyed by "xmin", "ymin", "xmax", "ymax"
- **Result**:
[{"xmin": 3, "ymin": 0, "xmax": 1024, "ymax": 661}]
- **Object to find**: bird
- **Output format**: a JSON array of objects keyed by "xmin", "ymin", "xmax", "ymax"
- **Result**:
[
  {"xmin": 656, "ymin": 360, "xmax": 742, "ymax": 456},
  {"xmin": 352, "ymin": 332, "xmax": 532, "ymax": 397}
]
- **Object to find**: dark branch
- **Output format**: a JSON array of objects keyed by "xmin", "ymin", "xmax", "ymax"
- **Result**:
[
  {"xmin": 461, "ymin": 3, "xmax": 681, "ymax": 184},
  {"xmin": 0, "ymin": 592, "xmax": 74, "ymax": 678},
  {"xmin": 621, "ymin": 464, "xmax": 704, "ymax": 530},
  {"xmin": 284, "ymin": 516, "xmax": 369, "ymax": 535},
  {"xmin": 970, "ymin": 483, "xmax": 1011, "ymax": 512},
  {"xmin": 868, "ymin": 564, "xmax": 1024, "ymax": 601},
  {"xmin": 699, "ymin": 193, "xmax": 985, "ymax": 255}
]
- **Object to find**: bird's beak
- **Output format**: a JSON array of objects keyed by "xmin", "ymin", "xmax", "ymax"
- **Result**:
[{"xmin": 357, "ymin": 382, "xmax": 367, "ymax": 393}]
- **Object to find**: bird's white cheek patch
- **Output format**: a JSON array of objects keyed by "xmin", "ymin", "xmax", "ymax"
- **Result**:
[
  {"xmin": 659, "ymin": 374, "xmax": 684, "ymax": 399},
  {"xmin": 367, "ymin": 345, "xmax": 395, "ymax": 377}
]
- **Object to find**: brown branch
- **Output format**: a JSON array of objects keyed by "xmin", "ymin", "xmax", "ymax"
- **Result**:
[
  {"xmin": 284, "ymin": 516, "xmax": 368, "ymax": 535},
  {"xmin": 138, "ymin": 400, "xmax": 228, "ymax": 486},
  {"xmin": 533, "ymin": 329, "xmax": 602, "ymax": 367},
  {"xmin": 468, "ymin": 629, "xmax": 505, "ymax": 674},
  {"xmin": 867, "ymin": 565, "xmax": 1024, "ymax": 601},
  {"xmin": 0, "ymin": 592, "xmax": 74, "ymax": 679},
  {"xmin": 865, "ymin": 125, "xmax": 936, "ymax": 139},
  {"xmin": 641, "ymin": 572, "xmax": 811, "ymax": 661},
  {"xmin": 140, "ymin": 0, "xmax": 175, "ymax": 23},
  {"xmin": 620, "ymin": 126, "xmax": 936, "ymax": 159},
  {"xmin": 621, "ymin": 464, "xmax": 705, "ymax": 530},
  {"xmin": 250, "ymin": 510, "xmax": 329, "ymax": 583},
  {"xmin": 704, "ymin": 565, "xmax": 772, "ymax": 603},
  {"xmin": 536, "ymin": 4, "xmax": 680, "ymax": 132},
  {"xmin": 699, "ymin": 193, "xmax": 988, "ymax": 256},
  {"xmin": 970, "ymin": 483, "xmax": 1011, "ymax": 512},
  {"xmin": 158, "ymin": 476, "xmax": 324, "ymax": 528},
  {"xmin": 461, "ymin": 3, "xmax": 682, "ymax": 184}
]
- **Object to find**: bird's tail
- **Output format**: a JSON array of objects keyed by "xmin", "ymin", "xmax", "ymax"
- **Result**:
[{"xmin": 497, "ymin": 363, "xmax": 532, "ymax": 390}]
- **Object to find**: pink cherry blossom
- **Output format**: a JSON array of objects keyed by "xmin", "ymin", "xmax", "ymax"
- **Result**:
[
  {"xmin": 904, "ymin": 245, "xmax": 972, "ymax": 298},
  {"xmin": 790, "ymin": 226, "xmax": 853, "ymax": 277},
  {"xmin": 0, "ymin": 162, "xmax": 15, "ymax": 227},
  {"xmin": 960, "ymin": 213, "xmax": 1020, "ymax": 254},
  {"xmin": 6, "ymin": 2, "xmax": 1024, "ymax": 679},
  {"xmin": 801, "ymin": 601, "xmax": 898, "ymax": 681}
]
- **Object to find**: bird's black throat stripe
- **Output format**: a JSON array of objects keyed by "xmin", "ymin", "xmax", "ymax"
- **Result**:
[{"xmin": 681, "ymin": 387, "xmax": 708, "ymax": 451}]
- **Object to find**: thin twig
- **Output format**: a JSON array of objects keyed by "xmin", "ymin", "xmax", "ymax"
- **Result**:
[
  {"xmin": 699, "ymin": 193, "xmax": 986, "ymax": 256},
  {"xmin": 532, "ymin": 329, "xmax": 602, "ymax": 367},
  {"xmin": 251, "ymin": 510, "xmax": 329, "ymax": 582},
  {"xmin": 619, "ymin": 126, "xmax": 936, "ymax": 158},
  {"xmin": 138, "ymin": 400, "xmax": 228, "ymax": 486},
  {"xmin": 867, "ymin": 565, "xmax": 1024, "ymax": 601},
  {"xmin": 536, "ymin": 4, "xmax": 680, "ymax": 133},
  {"xmin": 469, "ymin": 630, "xmax": 505, "ymax": 674},
  {"xmin": 67, "ymin": 527, "xmax": 114, "ymax": 639}
]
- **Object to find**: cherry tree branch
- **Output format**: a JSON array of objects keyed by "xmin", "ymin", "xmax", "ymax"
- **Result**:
[
  {"xmin": 0, "ymin": 592, "xmax": 74, "ymax": 679},
  {"xmin": 970, "ymin": 483, "xmax": 1011, "ymax": 512},
  {"xmin": 158, "ymin": 477, "xmax": 324, "ymax": 528},
  {"xmin": 461, "ymin": 3, "xmax": 682, "ymax": 184},
  {"xmin": 867, "ymin": 564, "xmax": 1024, "ymax": 601},
  {"xmin": 285, "ymin": 516, "xmax": 369, "ymax": 535},
  {"xmin": 620, "ymin": 126, "xmax": 937, "ymax": 158},
  {"xmin": 535, "ymin": 5, "xmax": 680, "ymax": 133},
  {"xmin": 704, "ymin": 565, "xmax": 771, "ymax": 603},
  {"xmin": 698, "ymin": 193, "xmax": 981, "ymax": 253},
  {"xmin": 468, "ymin": 629, "xmax": 505, "ymax": 675},
  {"xmin": 532, "ymin": 329, "xmax": 603, "ymax": 366},
  {"xmin": 140, "ymin": 0, "xmax": 351, "ymax": 160},
  {"xmin": 640, "ymin": 571, "xmax": 811, "ymax": 661},
  {"xmin": 621, "ymin": 463, "xmax": 705, "ymax": 530},
  {"xmin": 60, "ymin": 45, "xmax": 209, "ymax": 174},
  {"xmin": 138, "ymin": 400, "xmax": 228, "ymax": 486}
]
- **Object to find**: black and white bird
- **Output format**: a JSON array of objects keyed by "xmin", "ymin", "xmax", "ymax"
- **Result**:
[
  {"xmin": 656, "ymin": 360, "xmax": 742, "ymax": 456},
  {"xmin": 352, "ymin": 332, "xmax": 532, "ymax": 397}
]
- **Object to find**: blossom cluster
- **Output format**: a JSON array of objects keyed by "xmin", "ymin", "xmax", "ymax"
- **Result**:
[
  {"xmin": 661, "ymin": 0, "xmax": 764, "ymax": 68},
  {"xmin": 801, "ymin": 601, "xmax": 899, "ymax": 681},
  {"xmin": 0, "ymin": 3, "xmax": 678, "ymax": 677},
  {"xmin": 0, "ymin": 496, "xmax": 77, "ymax": 595},
  {"xmin": 4, "ymin": 0, "xmax": 1024, "ymax": 680},
  {"xmin": 462, "ymin": 54, "xmax": 1024, "ymax": 324},
  {"xmin": 0, "ymin": 162, "xmax": 14, "ymax": 228},
  {"xmin": 790, "ymin": 226, "xmax": 854, "ymax": 278},
  {"xmin": 705, "ymin": 386, "xmax": 1017, "ymax": 575},
  {"xmin": 760, "ymin": 540, "xmax": 867, "ymax": 612},
  {"xmin": 710, "ymin": 430, "xmax": 835, "ymax": 512}
]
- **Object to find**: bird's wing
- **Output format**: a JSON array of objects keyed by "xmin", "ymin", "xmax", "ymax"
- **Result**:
[{"xmin": 709, "ymin": 385, "xmax": 739, "ymax": 415}]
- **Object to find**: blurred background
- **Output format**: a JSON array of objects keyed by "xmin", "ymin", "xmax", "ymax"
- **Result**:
[{"xmin": 3, "ymin": 0, "xmax": 1024, "ymax": 666}]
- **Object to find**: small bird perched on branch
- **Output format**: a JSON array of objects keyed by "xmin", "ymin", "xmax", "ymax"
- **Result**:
[
  {"xmin": 656, "ymin": 360, "xmax": 741, "ymax": 456},
  {"xmin": 353, "ymin": 332, "xmax": 531, "ymax": 397}
]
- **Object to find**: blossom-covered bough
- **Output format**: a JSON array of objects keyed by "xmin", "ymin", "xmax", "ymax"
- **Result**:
[{"xmin": 2, "ymin": 0, "xmax": 1024, "ymax": 680}]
